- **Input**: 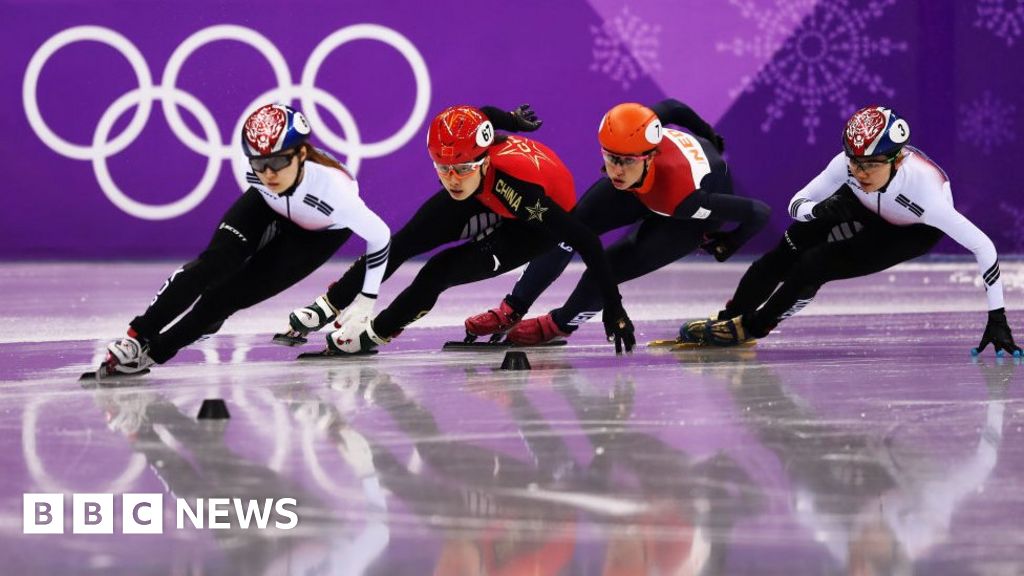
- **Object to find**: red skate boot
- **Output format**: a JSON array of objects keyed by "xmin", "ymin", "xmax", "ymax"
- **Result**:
[
  {"xmin": 464, "ymin": 298, "xmax": 523, "ymax": 343},
  {"xmin": 506, "ymin": 313, "xmax": 570, "ymax": 345}
]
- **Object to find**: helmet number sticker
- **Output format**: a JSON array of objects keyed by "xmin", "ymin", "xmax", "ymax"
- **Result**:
[
  {"xmin": 888, "ymin": 118, "xmax": 909, "ymax": 143},
  {"xmin": 645, "ymin": 118, "xmax": 663, "ymax": 146},
  {"xmin": 476, "ymin": 121, "xmax": 495, "ymax": 147}
]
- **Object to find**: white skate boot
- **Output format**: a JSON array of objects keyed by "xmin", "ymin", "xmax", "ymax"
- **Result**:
[
  {"xmin": 98, "ymin": 336, "xmax": 155, "ymax": 379},
  {"xmin": 274, "ymin": 295, "xmax": 338, "ymax": 346}
]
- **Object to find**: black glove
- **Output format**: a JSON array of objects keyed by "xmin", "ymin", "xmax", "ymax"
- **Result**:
[
  {"xmin": 710, "ymin": 133, "xmax": 725, "ymax": 154},
  {"xmin": 810, "ymin": 185, "xmax": 861, "ymax": 224},
  {"xmin": 508, "ymin": 104, "xmax": 543, "ymax": 132},
  {"xmin": 700, "ymin": 231, "xmax": 739, "ymax": 262},
  {"xmin": 977, "ymin": 308, "xmax": 1022, "ymax": 356},
  {"xmin": 602, "ymin": 298, "xmax": 636, "ymax": 354}
]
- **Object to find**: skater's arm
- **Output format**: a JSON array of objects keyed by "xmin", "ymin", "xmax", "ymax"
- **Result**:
[
  {"xmin": 546, "ymin": 209, "xmax": 619, "ymax": 304},
  {"xmin": 535, "ymin": 199, "xmax": 635, "ymax": 351},
  {"xmin": 650, "ymin": 99, "xmax": 719, "ymax": 145},
  {"xmin": 510, "ymin": 181, "xmax": 621, "ymax": 306},
  {"xmin": 788, "ymin": 153, "xmax": 849, "ymax": 222},
  {"xmin": 921, "ymin": 189, "xmax": 1004, "ymax": 311},
  {"xmin": 481, "ymin": 104, "xmax": 543, "ymax": 133},
  {"xmin": 330, "ymin": 185, "xmax": 391, "ymax": 297},
  {"xmin": 674, "ymin": 192, "xmax": 771, "ymax": 247}
]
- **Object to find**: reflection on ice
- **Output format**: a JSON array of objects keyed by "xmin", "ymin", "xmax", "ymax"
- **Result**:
[{"xmin": 1, "ymin": 262, "xmax": 1022, "ymax": 574}]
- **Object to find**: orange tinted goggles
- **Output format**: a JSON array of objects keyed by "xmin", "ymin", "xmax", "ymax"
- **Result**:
[{"xmin": 434, "ymin": 157, "xmax": 486, "ymax": 177}]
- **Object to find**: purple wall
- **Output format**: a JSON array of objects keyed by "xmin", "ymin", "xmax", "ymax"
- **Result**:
[{"xmin": 3, "ymin": 0, "xmax": 1022, "ymax": 259}]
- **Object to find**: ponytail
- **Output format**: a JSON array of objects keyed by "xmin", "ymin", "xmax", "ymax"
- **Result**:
[{"xmin": 303, "ymin": 144, "xmax": 354, "ymax": 178}]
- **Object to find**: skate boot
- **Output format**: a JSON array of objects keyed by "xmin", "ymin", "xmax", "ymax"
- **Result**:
[
  {"xmin": 99, "ymin": 335, "xmax": 155, "ymax": 379},
  {"xmin": 679, "ymin": 306, "xmax": 740, "ymax": 344},
  {"xmin": 704, "ymin": 315, "xmax": 752, "ymax": 347},
  {"xmin": 464, "ymin": 298, "xmax": 523, "ymax": 343},
  {"xmin": 275, "ymin": 295, "xmax": 338, "ymax": 346},
  {"xmin": 327, "ymin": 320, "xmax": 390, "ymax": 355},
  {"xmin": 506, "ymin": 313, "xmax": 570, "ymax": 346},
  {"xmin": 679, "ymin": 317, "xmax": 715, "ymax": 344}
]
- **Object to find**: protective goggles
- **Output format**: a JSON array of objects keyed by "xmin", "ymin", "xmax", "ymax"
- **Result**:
[
  {"xmin": 249, "ymin": 150, "xmax": 298, "ymax": 173},
  {"xmin": 848, "ymin": 155, "xmax": 896, "ymax": 173},
  {"xmin": 601, "ymin": 150, "xmax": 652, "ymax": 167},
  {"xmin": 433, "ymin": 157, "xmax": 486, "ymax": 177}
]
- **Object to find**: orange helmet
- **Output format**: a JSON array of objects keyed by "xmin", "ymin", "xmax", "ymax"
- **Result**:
[
  {"xmin": 598, "ymin": 103, "xmax": 662, "ymax": 155},
  {"xmin": 427, "ymin": 105, "xmax": 495, "ymax": 164}
]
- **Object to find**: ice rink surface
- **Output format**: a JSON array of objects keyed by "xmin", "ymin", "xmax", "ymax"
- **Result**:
[{"xmin": 1, "ymin": 259, "xmax": 1022, "ymax": 575}]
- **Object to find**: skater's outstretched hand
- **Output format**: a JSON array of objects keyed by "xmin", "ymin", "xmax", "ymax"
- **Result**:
[
  {"xmin": 335, "ymin": 293, "xmax": 376, "ymax": 334},
  {"xmin": 811, "ymin": 185, "xmax": 860, "ymax": 224},
  {"xmin": 602, "ymin": 299, "xmax": 636, "ymax": 354},
  {"xmin": 701, "ymin": 231, "xmax": 739, "ymax": 262},
  {"xmin": 508, "ymin": 104, "xmax": 543, "ymax": 132},
  {"xmin": 977, "ymin": 308, "xmax": 1023, "ymax": 357}
]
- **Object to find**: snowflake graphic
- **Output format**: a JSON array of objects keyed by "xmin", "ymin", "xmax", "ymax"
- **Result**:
[
  {"xmin": 718, "ymin": 0, "xmax": 907, "ymax": 144},
  {"xmin": 590, "ymin": 6, "xmax": 662, "ymax": 90},
  {"xmin": 959, "ymin": 91, "xmax": 1017, "ymax": 155},
  {"xmin": 975, "ymin": 0, "xmax": 1024, "ymax": 47}
]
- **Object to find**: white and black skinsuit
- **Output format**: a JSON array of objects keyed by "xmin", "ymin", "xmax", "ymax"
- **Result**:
[
  {"xmin": 788, "ymin": 146, "xmax": 1003, "ymax": 310},
  {"xmin": 718, "ymin": 145, "xmax": 1005, "ymax": 335},
  {"xmin": 128, "ymin": 157, "xmax": 390, "ymax": 364}
]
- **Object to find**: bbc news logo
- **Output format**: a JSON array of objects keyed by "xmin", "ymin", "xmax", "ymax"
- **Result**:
[{"xmin": 23, "ymin": 493, "xmax": 299, "ymax": 534}]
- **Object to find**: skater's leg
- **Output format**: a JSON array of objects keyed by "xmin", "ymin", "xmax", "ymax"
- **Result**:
[
  {"xmin": 721, "ymin": 185, "xmax": 880, "ymax": 318},
  {"xmin": 465, "ymin": 180, "xmax": 646, "ymax": 339},
  {"xmin": 148, "ymin": 226, "xmax": 351, "ymax": 363},
  {"xmin": 326, "ymin": 188, "xmax": 487, "ymax": 309},
  {"xmin": 550, "ymin": 217, "xmax": 707, "ymax": 331},
  {"xmin": 372, "ymin": 224, "xmax": 554, "ymax": 338},
  {"xmin": 507, "ymin": 178, "xmax": 647, "ymax": 312},
  {"xmin": 720, "ymin": 219, "xmax": 835, "ymax": 318},
  {"xmin": 130, "ymin": 190, "xmax": 278, "ymax": 339},
  {"xmin": 744, "ymin": 223, "xmax": 943, "ymax": 337}
]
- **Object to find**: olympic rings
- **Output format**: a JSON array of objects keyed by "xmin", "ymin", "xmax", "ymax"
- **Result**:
[
  {"xmin": 161, "ymin": 25, "xmax": 291, "ymax": 159},
  {"xmin": 24, "ymin": 26, "xmax": 154, "ymax": 161},
  {"xmin": 94, "ymin": 87, "xmax": 222, "ymax": 220},
  {"xmin": 23, "ymin": 24, "xmax": 431, "ymax": 220}
]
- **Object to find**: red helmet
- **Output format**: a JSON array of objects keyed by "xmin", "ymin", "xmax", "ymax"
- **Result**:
[{"xmin": 427, "ymin": 105, "xmax": 495, "ymax": 164}]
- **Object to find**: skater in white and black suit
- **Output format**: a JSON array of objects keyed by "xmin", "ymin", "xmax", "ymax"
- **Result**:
[
  {"xmin": 688, "ymin": 105, "xmax": 1020, "ymax": 356},
  {"xmin": 97, "ymin": 103, "xmax": 391, "ymax": 377}
]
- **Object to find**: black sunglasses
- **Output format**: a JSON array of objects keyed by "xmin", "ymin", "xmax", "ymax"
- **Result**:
[
  {"xmin": 848, "ymin": 155, "xmax": 896, "ymax": 172},
  {"xmin": 249, "ymin": 150, "xmax": 298, "ymax": 173}
]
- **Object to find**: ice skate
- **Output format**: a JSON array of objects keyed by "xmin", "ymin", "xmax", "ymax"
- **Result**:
[
  {"xmin": 301, "ymin": 321, "xmax": 388, "ymax": 359},
  {"xmin": 506, "ymin": 313, "xmax": 570, "ymax": 346},
  {"xmin": 274, "ymin": 295, "xmax": 338, "ymax": 346},
  {"xmin": 463, "ymin": 298, "xmax": 522, "ymax": 343},
  {"xmin": 90, "ymin": 336, "xmax": 155, "ymax": 380},
  {"xmin": 679, "ymin": 316, "xmax": 716, "ymax": 345},
  {"xmin": 704, "ymin": 315, "xmax": 753, "ymax": 347}
]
